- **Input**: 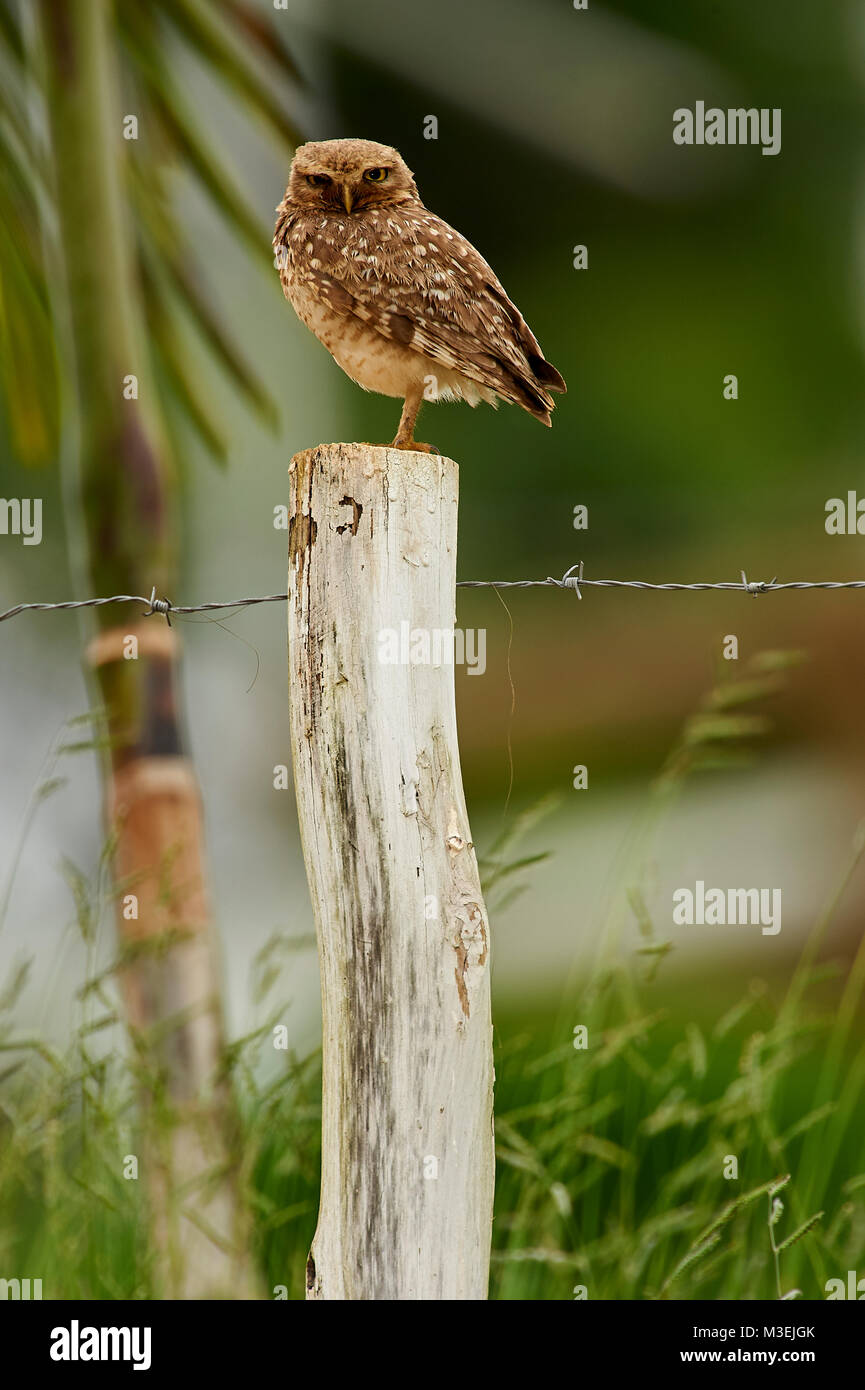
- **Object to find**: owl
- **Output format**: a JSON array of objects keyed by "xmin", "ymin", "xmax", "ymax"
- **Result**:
[{"xmin": 273, "ymin": 138, "xmax": 565, "ymax": 451}]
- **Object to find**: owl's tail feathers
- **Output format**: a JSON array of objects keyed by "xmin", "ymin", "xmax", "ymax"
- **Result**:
[
  {"xmin": 502, "ymin": 356, "xmax": 567, "ymax": 426},
  {"xmin": 528, "ymin": 353, "xmax": 567, "ymax": 395},
  {"xmin": 509, "ymin": 379, "xmax": 555, "ymax": 426}
]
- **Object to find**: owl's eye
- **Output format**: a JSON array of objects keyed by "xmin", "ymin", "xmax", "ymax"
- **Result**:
[
  {"xmin": 363, "ymin": 167, "xmax": 388, "ymax": 183},
  {"xmin": 306, "ymin": 173, "xmax": 331, "ymax": 187}
]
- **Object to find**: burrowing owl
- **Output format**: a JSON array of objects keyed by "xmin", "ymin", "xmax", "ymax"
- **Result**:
[{"xmin": 273, "ymin": 138, "xmax": 566, "ymax": 451}]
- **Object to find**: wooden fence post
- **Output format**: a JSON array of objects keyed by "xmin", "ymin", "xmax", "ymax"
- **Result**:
[{"xmin": 288, "ymin": 442, "xmax": 495, "ymax": 1301}]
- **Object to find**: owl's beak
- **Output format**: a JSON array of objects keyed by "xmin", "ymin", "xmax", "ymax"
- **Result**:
[{"xmin": 341, "ymin": 185, "xmax": 354, "ymax": 213}]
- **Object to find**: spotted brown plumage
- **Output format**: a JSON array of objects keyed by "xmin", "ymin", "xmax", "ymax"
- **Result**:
[{"xmin": 273, "ymin": 138, "xmax": 566, "ymax": 452}]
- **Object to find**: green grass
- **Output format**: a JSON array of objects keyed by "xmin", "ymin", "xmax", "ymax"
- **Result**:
[
  {"xmin": 2, "ymin": 972, "xmax": 863, "ymax": 1301},
  {"xmin": 489, "ymin": 979, "xmax": 864, "ymax": 1301},
  {"xmin": 1, "ymin": 651, "xmax": 864, "ymax": 1299}
]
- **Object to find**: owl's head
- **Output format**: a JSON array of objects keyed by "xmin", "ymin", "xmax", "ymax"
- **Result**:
[{"xmin": 286, "ymin": 139, "xmax": 419, "ymax": 213}]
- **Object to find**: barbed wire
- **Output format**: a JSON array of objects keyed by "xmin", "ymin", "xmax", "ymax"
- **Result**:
[{"xmin": 2, "ymin": 567, "xmax": 865, "ymax": 628}]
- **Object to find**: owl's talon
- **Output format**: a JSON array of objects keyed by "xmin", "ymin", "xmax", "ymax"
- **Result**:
[{"xmin": 391, "ymin": 439, "xmax": 439, "ymax": 454}]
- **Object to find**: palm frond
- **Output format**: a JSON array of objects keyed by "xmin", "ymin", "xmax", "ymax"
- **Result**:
[
  {"xmin": 150, "ymin": 0, "xmax": 302, "ymax": 152},
  {"xmin": 0, "ymin": 0, "xmax": 24, "ymax": 63},
  {"xmin": 0, "ymin": 0, "xmax": 301, "ymax": 472},
  {"xmin": 119, "ymin": 14, "xmax": 275, "ymax": 272},
  {"xmin": 145, "ymin": 268, "xmax": 229, "ymax": 465},
  {"xmin": 223, "ymin": 0, "xmax": 303, "ymax": 85},
  {"xmin": 136, "ymin": 201, "xmax": 277, "ymax": 427}
]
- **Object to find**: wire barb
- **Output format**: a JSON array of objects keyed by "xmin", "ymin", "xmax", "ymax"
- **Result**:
[
  {"xmin": 560, "ymin": 561, "xmax": 584, "ymax": 599},
  {"xmin": 740, "ymin": 570, "xmax": 776, "ymax": 597},
  {"xmin": 144, "ymin": 587, "xmax": 173, "ymax": 625}
]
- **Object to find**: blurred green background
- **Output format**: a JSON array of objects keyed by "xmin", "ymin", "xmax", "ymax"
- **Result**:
[
  {"xmin": 2, "ymin": 0, "xmax": 865, "ymax": 1300},
  {"xmin": 3, "ymin": 0, "xmax": 864, "ymax": 1035}
]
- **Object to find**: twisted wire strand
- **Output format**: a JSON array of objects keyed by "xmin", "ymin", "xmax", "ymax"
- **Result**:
[{"xmin": 2, "ymin": 568, "xmax": 865, "ymax": 626}]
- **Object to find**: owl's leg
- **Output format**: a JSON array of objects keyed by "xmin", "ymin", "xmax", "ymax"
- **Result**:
[{"xmin": 391, "ymin": 383, "xmax": 435, "ymax": 452}]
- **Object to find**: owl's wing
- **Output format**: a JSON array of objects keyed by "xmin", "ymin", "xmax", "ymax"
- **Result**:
[{"xmin": 281, "ymin": 204, "xmax": 566, "ymax": 422}]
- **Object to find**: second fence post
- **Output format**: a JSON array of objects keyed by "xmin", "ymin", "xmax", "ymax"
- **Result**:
[{"xmin": 288, "ymin": 442, "xmax": 494, "ymax": 1301}]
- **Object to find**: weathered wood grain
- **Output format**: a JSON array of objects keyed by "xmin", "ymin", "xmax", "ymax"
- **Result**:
[{"xmin": 288, "ymin": 443, "xmax": 494, "ymax": 1300}]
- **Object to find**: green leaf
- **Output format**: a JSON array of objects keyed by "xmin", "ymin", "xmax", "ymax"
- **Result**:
[
  {"xmin": 696, "ymin": 1175, "xmax": 788, "ymax": 1245},
  {"xmin": 774, "ymin": 1211, "xmax": 823, "ymax": 1254},
  {"xmin": 34, "ymin": 776, "xmax": 68, "ymax": 802},
  {"xmin": 657, "ymin": 1233, "xmax": 721, "ymax": 1296},
  {"xmin": 574, "ymin": 1133, "xmax": 634, "ymax": 1169},
  {"xmin": 136, "ymin": 214, "xmax": 277, "ymax": 425},
  {"xmin": 0, "ymin": 0, "xmax": 24, "ymax": 62},
  {"xmin": 480, "ymin": 851, "xmax": 550, "ymax": 882},
  {"xmin": 483, "ymin": 792, "xmax": 561, "ymax": 862},
  {"xmin": 0, "ymin": 204, "xmax": 59, "ymax": 463},
  {"xmin": 626, "ymin": 884, "xmax": 654, "ymax": 939},
  {"xmin": 119, "ymin": 9, "xmax": 274, "ymax": 271},
  {"xmin": 145, "ymin": 272, "xmax": 229, "ymax": 464},
  {"xmin": 708, "ymin": 677, "xmax": 784, "ymax": 709},
  {"xmin": 748, "ymin": 650, "xmax": 808, "ymax": 673},
  {"xmin": 778, "ymin": 1102, "xmax": 836, "ymax": 1146},
  {"xmin": 0, "ymin": 957, "xmax": 31, "ymax": 1012},
  {"xmin": 684, "ymin": 713, "xmax": 770, "ymax": 744},
  {"xmin": 223, "ymin": 0, "xmax": 303, "ymax": 84},
  {"xmin": 150, "ymin": 0, "xmax": 301, "ymax": 153}
]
